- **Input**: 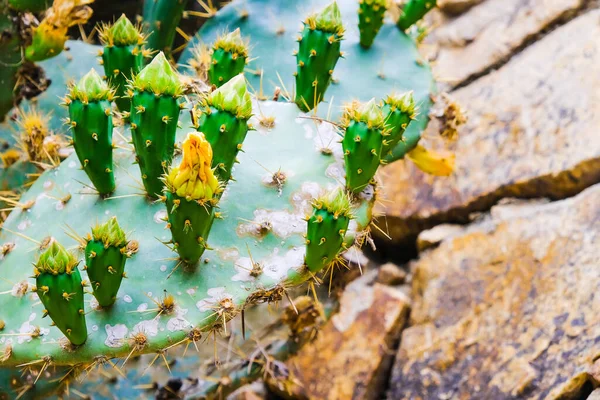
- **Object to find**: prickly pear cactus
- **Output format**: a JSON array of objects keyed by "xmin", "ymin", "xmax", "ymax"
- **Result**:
[{"xmin": 181, "ymin": 0, "xmax": 436, "ymax": 161}]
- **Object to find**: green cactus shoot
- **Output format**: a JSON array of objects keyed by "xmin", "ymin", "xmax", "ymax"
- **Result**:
[
  {"xmin": 358, "ymin": 0, "xmax": 387, "ymax": 48},
  {"xmin": 208, "ymin": 28, "xmax": 250, "ymax": 88}
]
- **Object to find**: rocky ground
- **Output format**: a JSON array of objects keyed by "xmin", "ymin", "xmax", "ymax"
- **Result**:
[{"xmin": 234, "ymin": 0, "xmax": 600, "ymax": 399}]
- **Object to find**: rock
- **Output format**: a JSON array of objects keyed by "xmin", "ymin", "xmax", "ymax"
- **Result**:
[
  {"xmin": 423, "ymin": 0, "xmax": 584, "ymax": 87},
  {"xmin": 228, "ymin": 382, "xmax": 267, "ymax": 400},
  {"xmin": 438, "ymin": 0, "xmax": 483, "ymax": 15},
  {"xmin": 378, "ymin": 10, "xmax": 600, "ymax": 247},
  {"xmin": 416, "ymin": 224, "xmax": 465, "ymax": 251},
  {"xmin": 377, "ymin": 263, "xmax": 407, "ymax": 285},
  {"xmin": 587, "ymin": 388, "xmax": 600, "ymax": 400},
  {"xmin": 287, "ymin": 275, "xmax": 411, "ymax": 400},
  {"xmin": 388, "ymin": 184, "xmax": 600, "ymax": 399}
]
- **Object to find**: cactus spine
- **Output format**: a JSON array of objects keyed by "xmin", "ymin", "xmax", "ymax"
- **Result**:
[
  {"xmin": 99, "ymin": 14, "xmax": 146, "ymax": 112},
  {"xmin": 397, "ymin": 0, "xmax": 437, "ymax": 31},
  {"xmin": 164, "ymin": 132, "xmax": 221, "ymax": 264},
  {"xmin": 358, "ymin": 0, "xmax": 387, "ymax": 48},
  {"xmin": 381, "ymin": 92, "xmax": 416, "ymax": 157},
  {"xmin": 85, "ymin": 217, "xmax": 130, "ymax": 307},
  {"xmin": 129, "ymin": 52, "xmax": 184, "ymax": 198},
  {"xmin": 66, "ymin": 68, "xmax": 116, "ymax": 195},
  {"xmin": 294, "ymin": 2, "xmax": 345, "ymax": 112},
  {"xmin": 194, "ymin": 74, "xmax": 252, "ymax": 183},
  {"xmin": 33, "ymin": 240, "xmax": 87, "ymax": 346},
  {"xmin": 305, "ymin": 189, "xmax": 352, "ymax": 272},
  {"xmin": 208, "ymin": 28, "xmax": 249, "ymax": 88},
  {"xmin": 342, "ymin": 98, "xmax": 387, "ymax": 193}
]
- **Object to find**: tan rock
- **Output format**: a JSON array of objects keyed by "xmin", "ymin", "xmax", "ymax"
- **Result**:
[
  {"xmin": 377, "ymin": 263, "xmax": 407, "ymax": 285},
  {"xmin": 587, "ymin": 388, "xmax": 600, "ymax": 400},
  {"xmin": 416, "ymin": 224, "xmax": 465, "ymax": 251},
  {"xmin": 438, "ymin": 0, "xmax": 483, "ymax": 15},
  {"xmin": 423, "ymin": 0, "xmax": 584, "ymax": 87},
  {"xmin": 288, "ymin": 276, "xmax": 411, "ymax": 400},
  {"xmin": 389, "ymin": 184, "xmax": 600, "ymax": 399},
  {"xmin": 378, "ymin": 10, "xmax": 600, "ymax": 246}
]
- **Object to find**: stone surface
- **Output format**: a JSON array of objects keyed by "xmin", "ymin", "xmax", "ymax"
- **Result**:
[
  {"xmin": 438, "ymin": 0, "xmax": 483, "ymax": 15},
  {"xmin": 287, "ymin": 275, "xmax": 411, "ymax": 400},
  {"xmin": 377, "ymin": 263, "xmax": 407, "ymax": 285},
  {"xmin": 422, "ymin": 0, "xmax": 584, "ymax": 87},
  {"xmin": 588, "ymin": 388, "xmax": 600, "ymax": 400},
  {"xmin": 378, "ymin": 10, "xmax": 600, "ymax": 247},
  {"xmin": 389, "ymin": 183, "xmax": 600, "ymax": 399},
  {"xmin": 416, "ymin": 223, "xmax": 465, "ymax": 251}
]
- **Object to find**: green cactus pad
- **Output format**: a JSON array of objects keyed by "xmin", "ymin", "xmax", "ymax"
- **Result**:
[
  {"xmin": 85, "ymin": 217, "xmax": 129, "ymax": 307},
  {"xmin": 195, "ymin": 74, "xmax": 253, "ymax": 182},
  {"xmin": 67, "ymin": 69, "xmax": 116, "ymax": 195},
  {"xmin": 381, "ymin": 91, "xmax": 417, "ymax": 157},
  {"xmin": 305, "ymin": 188, "xmax": 352, "ymax": 272},
  {"xmin": 0, "ymin": 101, "xmax": 373, "ymax": 367},
  {"xmin": 0, "ymin": 14, "xmax": 22, "ymax": 121},
  {"xmin": 99, "ymin": 15, "xmax": 146, "ymax": 111},
  {"xmin": 342, "ymin": 98, "xmax": 386, "ymax": 193},
  {"xmin": 295, "ymin": 2, "xmax": 345, "ymax": 112},
  {"xmin": 358, "ymin": 0, "xmax": 387, "ymax": 48},
  {"xmin": 142, "ymin": 0, "xmax": 189, "ymax": 55},
  {"xmin": 130, "ymin": 52, "xmax": 184, "ymax": 198},
  {"xmin": 180, "ymin": 0, "xmax": 436, "ymax": 161},
  {"xmin": 34, "ymin": 240, "xmax": 87, "ymax": 346},
  {"xmin": 209, "ymin": 28, "xmax": 249, "ymax": 87},
  {"xmin": 7, "ymin": 0, "xmax": 50, "ymax": 12},
  {"xmin": 397, "ymin": 0, "xmax": 437, "ymax": 31}
]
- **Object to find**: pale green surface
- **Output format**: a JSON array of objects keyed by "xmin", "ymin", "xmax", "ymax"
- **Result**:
[
  {"xmin": 180, "ymin": 0, "xmax": 436, "ymax": 160},
  {"xmin": 0, "ymin": 101, "xmax": 372, "ymax": 366}
]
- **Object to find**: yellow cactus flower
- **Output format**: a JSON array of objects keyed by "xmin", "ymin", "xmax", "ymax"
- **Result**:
[
  {"xmin": 167, "ymin": 132, "xmax": 220, "ymax": 200},
  {"xmin": 407, "ymin": 145, "xmax": 455, "ymax": 177}
]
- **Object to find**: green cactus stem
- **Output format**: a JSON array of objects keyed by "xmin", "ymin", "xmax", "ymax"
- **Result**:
[
  {"xmin": 397, "ymin": 0, "xmax": 437, "ymax": 31},
  {"xmin": 0, "ymin": 13, "xmax": 21, "ymax": 121},
  {"xmin": 33, "ymin": 240, "xmax": 87, "ymax": 346},
  {"xmin": 130, "ymin": 52, "xmax": 184, "ymax": 198},
  {"xmin": 66, "ymin": 68, "xmax": 116, "ymax": 195},
  {"xmin": 7, "ymin": 0, "xmax": 50, "ymax": 12},
  {"xmin": 294, "ymin": 1, "xmax": 345, "ymax": 112},
  {"xmin": 164, "ymin": 131, "xmax": 221, "ymax": 265},
  {"xmin": 142, "ymin": 0, "xmax": 189, "ymax": 55},
  {"xmin": 305, "ymin": 188, "xmax": 352, "ymax": 272},
  {"xmin": 194, "ymin": 74, "xmax": 252, "ymax": 183},
  {"xmin": 342, "ymin": 98, "xmax": 387, "ymax": 193},
  {"xmin": 358, "ymin": 0, "xmax": 387, "ymax": 48},
  {"xmin": 208, "ymin": 28, "xmax": 249, "ymax": 88},
  {"xmin": 381, "ymin": 91, "xmax": 416, "ymax": 156},
  {"xmin": 99, "ymin": 14, "xmax": 146, "ymax": 112},
  {"xmin": 85, "ymin": 217, "xmax": 130, "ymax": 307}
]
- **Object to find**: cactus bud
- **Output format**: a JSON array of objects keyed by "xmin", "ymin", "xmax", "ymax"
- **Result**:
[
  {"xmin": 130, "ymin": 52, "xmax": 184, "ymax": 198},
  {"xmin": 68, "ymin": 68, "xmax": 116, "ymax": 195},
  {"xmin": 195, "ymin": 74, "xmax": 252, "ymax": 183},
  {"xmin": 358, "ymin": 0, "xmax": 387, "ymax": 48},
  {"xmin": 34, "ymin": 240, "xmax": 87, "ymax": 345},
  {"xmin": 397, "ymin": 0, "xmax": 437, "ymax": 31},
  {"xmin": 295, "ymin": 2, "xmax": 345, "ymax": 112},
  {"xmin": 305, "ymin": 188, "xmax": 353, "ymax": 272},
  {"xmin": 209, "ymin": 28, "xmax": 250, "ymax": 87},
  {"xmin": 86, "ymin": 217, "xmax": 129, "ymax": 307},
  {"xmin": 341, "ymin": 98, "xmax": 387, "ymax": 193},
  {"xmin": 382, "ymin": 91, "xmax": 417, "ymax": 156},
  {"xmin": 164, "ymin": 132, "xmax": 222, "ymax": 265}
]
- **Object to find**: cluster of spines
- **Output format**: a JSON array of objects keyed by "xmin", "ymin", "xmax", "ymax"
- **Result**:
[
  {"xmin": 294, "ymin": 2, "xmax": 345, "ymax": 112},
  {"xmin": 194, "ymin": 74, "xmax": 253, "ymax": 183},
  {"xmin": 341, "ymin": 98, "xmax": 388, "ymax": 193},
  {"xmin": 397, "ymin": 0, "xmax": 437, "ymax": 31},
  {"xmin": 208, "ymin": 28, "xmax": 250, "ymax": 88},
  {"xmin": 163, "ymin": 131, "xmax": 222, "ymax": 264},
  {"xmin": 98, "ymin": 14, "xmax": 147, "ymax": 112},
  {"xmin": 381, "ymin": 92, "xmax": 416, "ymax": 156},
  {"xmin": 33, "ymin": 240, "xmax": 87, "ymax": 346},
  {"xmin": 304, "ymin": 189, "xmax": 353, "ymax": 272},
  {"xmin": 84, "ymin": 217, "xmax": 130, "ymax": 307},
  {"xmin": 128, "ymin": 52, "xmax": 185, "ymax": 198},
  {"xmin": 65, "ymin": 68, "xmax": 117, "ymax": 196},
  {"xmin": 358, "ymin": 0, "xmax": 388, "ymax": 48}
]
